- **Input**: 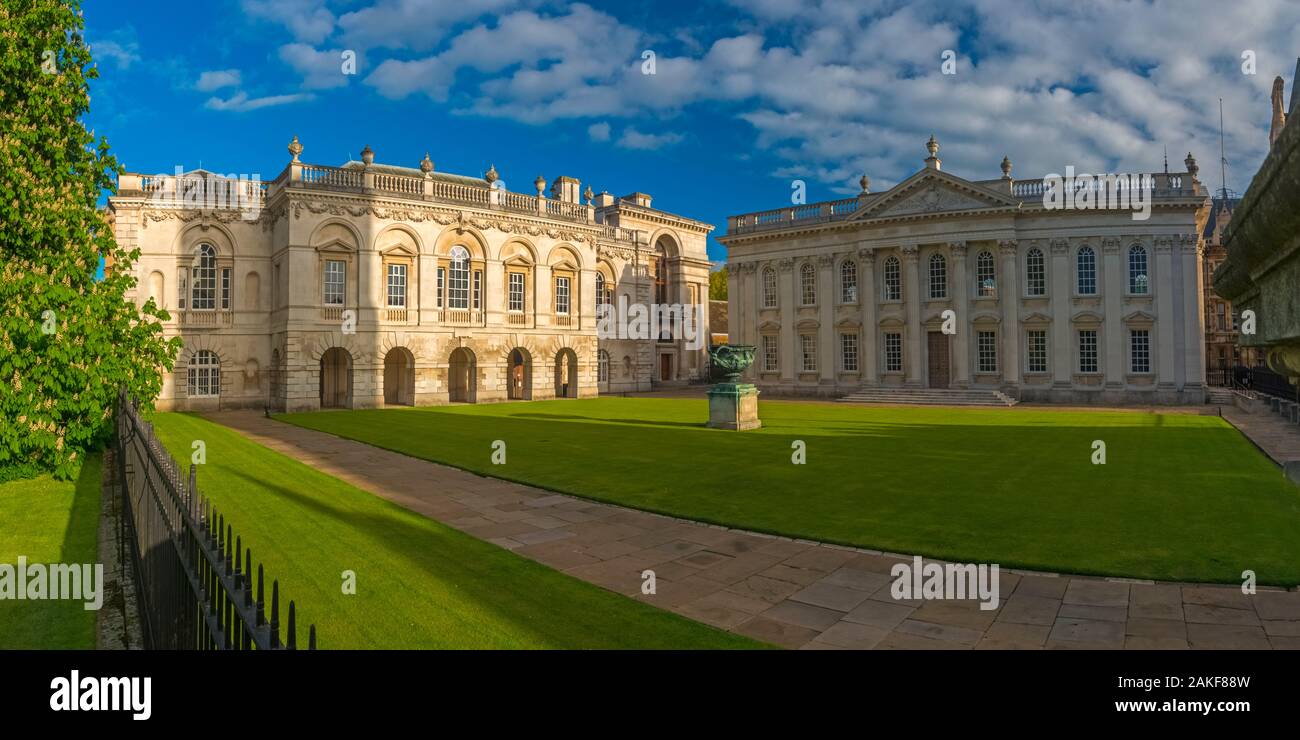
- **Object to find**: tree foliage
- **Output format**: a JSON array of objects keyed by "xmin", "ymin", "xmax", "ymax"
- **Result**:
[
  {"xmin": 1, "ymin": 0, "xmax": 180, "ymax": 479},
  {"xmin": 709, "ymin": 265, "xmax": 728, "ymax": 301}
]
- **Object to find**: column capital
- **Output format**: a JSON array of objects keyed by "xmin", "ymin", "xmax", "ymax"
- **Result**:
[
  {"xmin": 900, "ymin": 243, "xmax": 920, "ymax": 262},
  {"xmin": 857, "ymin": 247, "xmax": 875, "ymax": 264},
  {"xmin": 1101, "ymin": 237, "xmax": 1121, "ymax": 253},
  {"xmin": 777, "ymin": 257, "xmax": 794, "ymax": 272},
  {"xmin": 947, "ymin": 240, "xmax": 968, "ymax": 256},
  {"xmin": 737, "ymin": 261, "xmax": 757, "ymax": 273},
  {"xmin": 997, "ymin": 239, "xmax": 1018, "ymax": 256},
  {"xmin": 818, "ymin": 253, "xmax": 836, "ymax": 268},
  {"xmin": 1050, "ymin": 238, "xmax": 1070, "ymax": 255}
]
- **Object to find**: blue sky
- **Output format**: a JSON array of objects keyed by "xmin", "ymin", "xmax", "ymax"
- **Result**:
[{"xmin": 84, "ymin": 0, "xmax": 1300, "ymax": 262}]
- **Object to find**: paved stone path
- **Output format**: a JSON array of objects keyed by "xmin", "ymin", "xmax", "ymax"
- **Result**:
[
  {"xmin": 207, "ymin": 411, "xmax": 1300, "ymax": 650},
  {"xmin": 1220, "ymin": 405, "xmax": 1300, "ymax": 469}
]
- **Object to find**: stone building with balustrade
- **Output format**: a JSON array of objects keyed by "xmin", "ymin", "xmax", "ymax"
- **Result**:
[
  {"xmin": 719, "ymin": 137, "xmax": 1211, "ymax": 404},
  {"xmin": 109, "ymin": 138, "xmax": 713, "ymax": 412}
]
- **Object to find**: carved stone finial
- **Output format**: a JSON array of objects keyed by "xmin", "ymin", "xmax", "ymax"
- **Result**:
[
  {"xmin": 1184, "ymin": 151, "xmax": 1198, "ymax": 180},
  {"xmin": 1000, "ymin": 155, "xmax": 1012, "ymax": 178},
  {"xmin": 533, "ymin": 174, "xmax": 545, "ymax": 195},
  {"xmin": 361, "ymin": 144, "xmax": 375, "ymax": 166},
  {"xmin": 485, "ymin": 164, "xmax": 499, "ymax": 184},
  {"xmin": 287, "ymin": 135, "xmax": 303, "ymax": 162},
  {"xmin": 859, "ymin": 174, "xmax": 870, "ymax": 193},
  {"xmin": 584, "ymin": 184, "xmax": 594, "ymax": 203},
  {"xmin": 419, "ymin": 152, "xmax": 434, "ymax": 173},
  {"xmin": 926, "ymin": 134, "xmax": 939, "ymax": 157}
]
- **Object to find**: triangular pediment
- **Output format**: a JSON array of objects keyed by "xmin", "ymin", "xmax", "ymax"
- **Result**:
[{"xmin": 851, "ymin": 169, "xmax": 1020, "ymax": 221}]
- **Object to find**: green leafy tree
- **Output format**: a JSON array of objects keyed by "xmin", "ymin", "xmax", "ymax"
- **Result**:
[
  {"xmin": 1, "ymin": 0, "xmax": 180, "ymax": 480},
  {"xmin": 709, "ymin": 265, "xmax": 728, "ymax": 301}
]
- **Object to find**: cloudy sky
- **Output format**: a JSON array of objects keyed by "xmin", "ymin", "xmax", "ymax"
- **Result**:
[{"xmin": 85, "ymin": 0, "xmax": 1300, "ymax": 260}]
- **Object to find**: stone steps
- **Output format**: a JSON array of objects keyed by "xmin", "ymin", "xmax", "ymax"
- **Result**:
[
  {"xmin": 837, "ymin": 387, "xmax": 1017, "ymax": 407},
  {"xmin": 1204, "ymin": 387, "xmax": 1237, "ymax": 404}
]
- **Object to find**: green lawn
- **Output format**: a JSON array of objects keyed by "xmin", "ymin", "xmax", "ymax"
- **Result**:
[
  {"xmin": 278, "ymin": 398, "xmax": 1300, "ymax": 586},
  {"xmin": 0, "ymin": 455, "xmax": 102, "ymax": 649},
  {"xmin": 148, "ymin": 413, "xmax": 761, "ymax": 649}
]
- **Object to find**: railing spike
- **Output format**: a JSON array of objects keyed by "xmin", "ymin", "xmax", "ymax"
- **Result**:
[
  {"xmin": 256, "ymin": 564, "xmax": 265, "ymax": 626},
  {"xmin": 287, "ymin": 601, "xmax": 297, "ymax": 650},
  {"xmin": 270, "ymin": 580, "xmax": 281, "ymax": 648},
  {"xmin": 309, "ymin": 625, "xmax": 317, "ymax": 650}
]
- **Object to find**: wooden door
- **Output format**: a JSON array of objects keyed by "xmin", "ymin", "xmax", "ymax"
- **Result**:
[
  {"xmin": 660, "ymin": 354, "xmax": 672, "ymax": 381},
  {"xmin": 927, "ymin": 332, "xmax": 950, "ymax": 389}
]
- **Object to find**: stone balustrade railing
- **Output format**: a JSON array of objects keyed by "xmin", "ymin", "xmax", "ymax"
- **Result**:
[
  {"xmin": 119, "ymin": 163, "xmax": 645, "ymax": 242},
  {"xmin": 728, "ymin": 172, "xmax": 1203, "ymax": 235}
]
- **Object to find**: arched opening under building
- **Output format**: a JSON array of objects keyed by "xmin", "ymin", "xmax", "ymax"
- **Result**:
[
  {"xmin": 508, "ymin": 348, "xmax": 532, "ymax": 400},
  {"xmin": 319, "ymin": 347, "xmax": 353, "ymax": 409},
  {"xmin": 554, "ymin": 348, "xmax": 578, "ymax": 398},
  {"xmin": 448, "ymin": 347, "xmax": 477, "ymax": 403},
  {"xmin": 384, "ymin": 347, "xmax": 415, "ymax": 406}
]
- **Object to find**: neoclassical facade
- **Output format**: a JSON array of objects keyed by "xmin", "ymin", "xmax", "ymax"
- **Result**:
[
  {"xmin": 720, "ymin": 138, "xmax": 1211, "ymax": 404},
  {"xmin": 109, "ymin": 139, "xmax": 713, "ymax": 412}
]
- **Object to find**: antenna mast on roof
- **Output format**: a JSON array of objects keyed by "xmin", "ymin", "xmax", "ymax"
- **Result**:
[
  {"xmin": 1162, "ymin": 145, "xmax": 1168, "ymax": 174},
  {"xmin": 1218, "ymin": 97, "xmax": 1230, "ymax": 205}
]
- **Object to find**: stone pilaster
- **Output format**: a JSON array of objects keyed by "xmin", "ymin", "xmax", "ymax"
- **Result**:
[
  {"xmin": 998, "ymin": 239, "xmax": 1021, "ymax": 386},
  {"xmin": 1155, "ymin": 236, "xmax": 1177, "ymax": 389},
  {"xmin": 902, "ymin": 244, "xmax": 922, "ymax": 386},
  {"xmin": 1180, "ymin": 235, "xmax": 1206, "ymax": 390},
  {"xmin": 1050, "ymin": 239, "xmax": 1072, "ymax": 387},
  {"xmin": 1102, "ymin": 238, "xmax": 1124, "ymax": 387},
  {"xmin": 818, "ymin": 253, "xmax": 835, "ymax": 382},
  {"xmin": 859, "ymin": 248, "xmax": 878, "ymax": 385},
  {"xmin": 949, "ymin": 241, "xmax": 970, "ymax": 387},
  {"xmin": 778, "ymin": 258, "xmax": 794, "ymax": 382}
]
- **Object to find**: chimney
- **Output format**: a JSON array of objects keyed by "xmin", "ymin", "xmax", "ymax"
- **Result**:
[
  {"xmin": 594, "ymin": 191, "xmax": 615, "ymax": 208},
  {"xmin": 623, "ymin": 192, "xmax": 653, "ymax": 208},
  {"xmin": 551, "ymin": 176, "xmax": 581, "ymax": 203}
]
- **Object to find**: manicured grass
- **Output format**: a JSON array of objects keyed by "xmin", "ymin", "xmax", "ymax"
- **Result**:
[
  {"xmin": 148, "ymin": 413, "xmax": 761, "ymax": 649},
  {"xmin": 0, "ymin": 455, "xmax": 102, "ymax": 649},
  {"xmin": 279, "ymin": 398, "xmax": 1300, "ymax": 586}
]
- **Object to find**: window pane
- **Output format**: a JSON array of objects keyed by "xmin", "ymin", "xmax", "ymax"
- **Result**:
[
  {"xmin": 324, "ymin": 260, "xmax": 345, "ymax": 306},
  {"xmin": 509, "ymin": 273, "xmax": 525, "ymax": 312},
  {"xmin": 840, "ymin": 333, "xmax": 858, "ymax": 372},
  {"xmin": 555, "ymin": 276, "xmax": 570, "ymax": 314}
]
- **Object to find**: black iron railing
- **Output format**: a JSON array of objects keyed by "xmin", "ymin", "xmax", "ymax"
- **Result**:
[
  {"xmin": 1218, "ymin": 365, "xmax": 1298, "ymax": 401},
  {"xmin": 115, "ymin": 389, "xmax": 316, "ymax": 649}
]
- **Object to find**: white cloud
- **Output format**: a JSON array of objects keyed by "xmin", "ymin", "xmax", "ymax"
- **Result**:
[
  {"xmin": 279, "ymin": 44, "xmax": 352, "ymax": 90},
  {"xmin": 90, "ymin": 39, "xmax": 140, "ymax": 70},
  {"xmin": 616, "ymin": 128, "xmax": 684, "ymax": 150},
  {"xmin": 242, "ymin": 0, "xmax": 336, "ymax": 44},
  {"xmin": 196, "ymin": 69, "xmax": 241, "ymax": 92},
  {"xmin": 587, "ymin": 122, "xmax": 611, "ymax": 141},
  {"xmin": 204, "ymin": 91, "xmax": 315, "ymax": 112}
]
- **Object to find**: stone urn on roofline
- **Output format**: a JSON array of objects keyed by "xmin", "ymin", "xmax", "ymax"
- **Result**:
[{"xmin": 706, "ymin": 345, "xmax": 762, "ymax": 430}]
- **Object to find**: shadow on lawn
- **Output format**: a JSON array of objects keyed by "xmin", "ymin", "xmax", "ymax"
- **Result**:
[{"xmin": 220, "ymin": 466, "xmax": 688, "ymax": 649}]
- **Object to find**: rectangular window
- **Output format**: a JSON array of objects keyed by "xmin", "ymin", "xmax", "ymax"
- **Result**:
[
  {"xmin": 800, "ymin": 334, "xmax": 817, "ymax": 372},
  {"xmin": 1130, "ymin": 329, "xmax": 1151, "ymax": 373},
  {"xmin": 885, "ymin": 332, "xmax": 903, "ymax": 373},
  {"xmin": 178, "ymin": 270, "xmax": 187, "ymax": 310},
  {"xmin": 386, "ymin": 263, "xmax": 407, "ymax": 308},
  {"xmin": 472, "ymin": 270, "xmax": 482, "ymax": 310},
  {"xmin": 1231, "ymin": 308, "xmax": 1240, "ymax": 332},
  {"xmin": 555, "ymin": 276, "xmax": 571, "ymax": 315},
  {"xmin": 220, "ymin": 267, "xmax": 231, "ymax": 310},
  {"xmin": 840, "ymin": 333, "xmax": 859, "ymax": 372},
  {"xmin": 762, "ymin": 335, "xmax": 778, "ymax": 372},
  {"xmin": 977, "ymin": 330, "xmax": 998, "ymax": 373},
  {"xmin": 324, "ymin": 260, "xmax": 345, "ymax": 306},
  {"xmin": 508, "ymin": 272, "xmax": 525, "ymax": 312},
  {"xmin": 436, "ymin": 267, "xmax": 445, "ymax": 309},
  {"xmin": 1078, "ymin": 329, "xmax": 1099, "ymax": 373},
  {"xmin": 1026, "ymin": 330, "xmax": 1047, "ymax": 373}
]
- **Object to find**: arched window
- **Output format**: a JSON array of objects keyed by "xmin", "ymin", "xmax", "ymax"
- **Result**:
[
  {"xmin": 595, "ymin": 273, "xmax": 606, "ymax": 306},
  {"xmin": 799, "ymin": 263, "xmax": 816, "ymax": 305},
  {"xmin": 448, "ymin": 246, "xmax": 470, "ymax": 309},
  {"xmin": 598, "ymin": 350, "xmax": 610, "ymax": 383},
  {"xmin": 1077, "ymin": 246, "xmax": 1097, "ymax": 295},
  {"xmin": 839, "ymin": 259, "xmax": 857, "ymax": 303},
  {"xmin": 976, "ymin": 250, "xmax": 996, "ymax": 297},
  {"xmin": 187, "ymin": 350, "xmax": 220, "ymax": 398},
  {"xmin": 191, "ymin": 244, "xmax": 217, "ymax": 309},
  {"xmin": 1025, "ymin": 248, "xmax": 1046, "ymax": 296},
  {"xmin": 883, "ymin": 256, "xmax": 901, "ymax": 301},
  {"xmin": 762, "ymin": 267, "xmax": 777, "ymax": 308},
  {"xmin": 928, "ymin": 253, "xmax": 947, "ymax": 299},
  {"xmin": 1128, "ymin": 245, "xmax": 1149, "ymax": 294}
]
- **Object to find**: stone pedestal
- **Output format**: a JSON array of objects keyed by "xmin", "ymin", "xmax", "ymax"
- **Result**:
[{"xmin": 707, "ymin": 383, "xmax": 762, "ymax": 430}]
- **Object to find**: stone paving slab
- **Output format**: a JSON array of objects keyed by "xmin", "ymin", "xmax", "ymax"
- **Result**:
[{"xmin": 205, "ymin": 410, "xmax": 1297, "ymax": 650}]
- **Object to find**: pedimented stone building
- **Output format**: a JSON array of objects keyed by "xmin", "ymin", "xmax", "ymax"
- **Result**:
[
  {"xmin": 720, "ymin": 138, "xmax": 1211, "ymax": 404},
  {"xmin": 109, "ymin": 139, "xmax": 712, "ymax": 411}
]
